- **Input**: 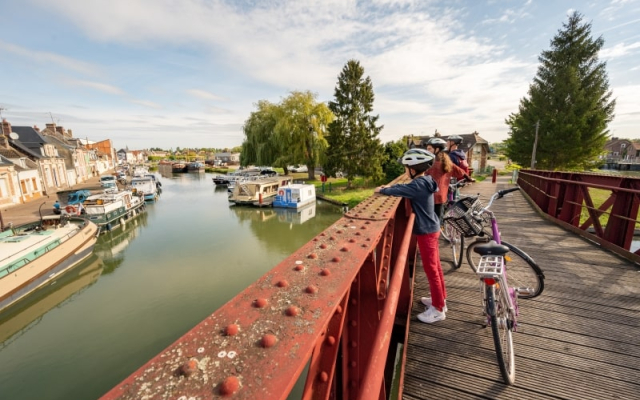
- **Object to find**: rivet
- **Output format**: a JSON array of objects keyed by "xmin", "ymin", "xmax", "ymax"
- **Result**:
[
  {"xmin": 253, "ymin": 298, "xmax": 268, "ymax": 308},
  {"xmin": 326, "ymin": 336, "xmax": 336, "ymax": 346},
  {"xmin": 219, "ymin": 376, "xmax": 240, "ymax": 396},
  {"xmin": 305, "ymin": 285, "xmax": 318, "ymax": 294},
  {"xmin": 337, "ymin": 230, "xmax": 343, "ymax": 234},
  {"xmin": 384, "ymin": 254, "xmax": 389, "ymax": 259},
  {"xmin": 351, "ymin": 320, "xmax": 357, "ymax": 326},
  {"xmin": 320, "ymin": 243, "xmax": 327, "ymax": 249},
  {"xmin": 351, "ymin": 299, "xmax": 357, "ymax": 305},
  {"xmin": 176, "ymin": 358, "xmax": 198, "ymax": 377},
  {"xmin": 276, "ymin": 280, "xmax": 289, "ymax": 287},
  {"xmin": 340, "ymin": 247, "xmax": 349, "ymax": 252},
  {"xmin": 320, "ymin": 232, "xmax": 326, "ymax": 236},
  {"xmin": 308, "ymin": 253, "xmax": 318, "ymax": 259},
  {"xmin": 351, "ymin": 341, "xmax": 357, "ymax": 347},
  {"xmin": 360, "ymin": 226, "xmax": 367, "ymax": 230},
  {"xmin": 295, "ymin": 264, "xmax": 304, "ymax": 271},
  {"xmin": 365, "ymin": 221, "xmax": 370, "ymax": 225},
  {"xmin": 261, "ymin": 334, "xmax": 277, "ymax": 348},
  {"xmin": 286, "ymin": 306, "xmax": 300, "ymax": 316},
  {"xmin": 320, "ymin": 268, "xmax": 331, "ymax": 276},
  {"xmin": 313, "ymin": 237, "xmax": 319, "ymax": 241},
  {"xmin": 319, "ymin": 371, "xmax": 329, "ymax": 382},
  {"xmin": 332, "ymin": 256, "xmax": 340, "ymax": 262},
  {"xmin": 335, "ymin": 305, "xmax": 343, "ymax": 314},
  {"xmin": 329, "ymin": 236, "xmax": 336, "ymax": 241},
  {"xmin": 225, "ymin": 324, "xmax": 239, "ymax": 336},
  {"xmin": 350, "ymin": 361, "xmax": 357, "ymax": 368},
  {"xmin": 355, "ymin": 232, "xmax": 361, "ymax": 236},
  {"xmin": 350, "ymin": 380, "xmax": 357, "ymax": 388},
  {"xmin": 349, "ymin": 238, "xmax": 356, "ymax": 243},
  {"xmin": 361, "ymin": 244, "xmax": 367, "ymax": 248}
]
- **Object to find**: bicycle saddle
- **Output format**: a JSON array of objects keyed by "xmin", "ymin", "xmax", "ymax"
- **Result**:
[{"xmin": 472, "ymin": 240, "xmax": 510, "ymax": 256}]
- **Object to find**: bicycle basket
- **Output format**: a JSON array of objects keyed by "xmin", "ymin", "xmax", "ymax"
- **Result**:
[{"xmin": 443, "ymin": 196, "xmax": 486, "ymax": 237}]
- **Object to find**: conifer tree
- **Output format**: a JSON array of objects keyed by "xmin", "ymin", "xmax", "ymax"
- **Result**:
[
  {"xmin": 325, "ymin": 60, "xmax": 385, "ymax": 187},
  {"xmin": 505, "ymin": 11, "xmax": 615, "ymax": 170}
]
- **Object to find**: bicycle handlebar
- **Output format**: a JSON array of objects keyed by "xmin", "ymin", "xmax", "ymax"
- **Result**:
[{"xmin": 497, "ymin": 186, "xmax": 520, "ymax": 199}]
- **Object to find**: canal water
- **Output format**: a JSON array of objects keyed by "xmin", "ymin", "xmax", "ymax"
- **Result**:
[{"xmin": 0, "ymin": 171, "xmax": 344, "ymax": 400}]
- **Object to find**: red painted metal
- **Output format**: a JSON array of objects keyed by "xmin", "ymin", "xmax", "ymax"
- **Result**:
[
  {"xmin": 100, "ymin": 177, "xmax": 417, "ymax": 400},
  {"xmin": 492, "ymin": 167, "xmax": 497, "ymax": 183},
  {"xmin": 518, "ymin": 170, "xmax": 640, "ymax": 256}
]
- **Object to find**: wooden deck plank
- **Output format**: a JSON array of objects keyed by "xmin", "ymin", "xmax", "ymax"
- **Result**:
[{"xmin": 402, "ymin": 176, "xmax": 640, "ymax": 400}]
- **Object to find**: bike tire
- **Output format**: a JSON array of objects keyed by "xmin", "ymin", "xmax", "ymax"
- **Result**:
[
  {"xmin": 449, "ymin": 224, "xmax": 464, "ymax": 269},
  {"xmin": 486, "ymin": 284, "xmax": 516, "ymax": 385},
  {"xmin": 466, "ymin": 239, "xmax": 545, "ymax": 299}
]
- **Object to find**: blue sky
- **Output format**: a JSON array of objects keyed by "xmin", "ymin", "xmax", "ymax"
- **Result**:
[{"xmin": 1, "ymin": 0, "xmax": 638, "ymax": 151}]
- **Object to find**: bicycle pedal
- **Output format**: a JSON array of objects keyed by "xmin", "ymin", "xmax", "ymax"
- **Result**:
[{"xmin": 515, "ymin": 287, "xmax": 534, "ymax": 296}]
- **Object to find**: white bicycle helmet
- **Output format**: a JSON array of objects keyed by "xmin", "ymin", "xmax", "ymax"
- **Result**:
[
  {"xmin": 399, "ymin": 148, "xmax": 435, "ymax": 171},
  {"xmin": 427, "ymin": 137, "xmax": 447, "ymax": 151},
  {"xmin": 447, "ymin": 135, "xmax": 463, "ymax": 145}
]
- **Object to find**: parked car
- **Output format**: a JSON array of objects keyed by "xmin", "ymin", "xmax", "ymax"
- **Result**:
[{"xmin": 289, "ymin": 165, "xmax": 308, "ymax": 173}]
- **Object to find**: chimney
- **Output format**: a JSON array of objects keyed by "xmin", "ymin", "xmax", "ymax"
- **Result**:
[
  {"xmin": 34, "ymin": 125, "xmax": 40, "ymax": 132},
  {"xmin": 56, "ymin": 126, "xmax": 65, "ymax": 136},
  {"xmin": 66, "ymin": 128, "xmax": 73, "ymax": 138},
  {"xmin": 45, "ymin": 123, "xmax": 56, "ymax": 134},
  {"xmin": 2, "ymin": 119, "xmax": 11, "ymax": 136}
]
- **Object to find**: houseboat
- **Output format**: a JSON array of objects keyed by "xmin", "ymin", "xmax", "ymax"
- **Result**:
[
  {"xmin": 99, "ymin": 175, "xmax": 117, "ymax": 191},
  {"xmin": 272, "ymin": 184, "xmax": 316, "ymax": 209},
  {"xmin": 131, "ymin": 176, "xmax": 159, "ymax": 201},
  {"xmin": 229, "ymin": 176, "xmax": 293, "ymax": 206},
  {"xmin": 171, "ymin": 163, "xmax": 188, "ymax": 173},
  {"xmin": 83, "ymin": 190, "xmax": 146, "ymax": 233},
  {"xmin": 187, "ymin": 161, "xmax": 205, "ymax": 173},
  {"xmin": 0, "ymin": 216, "xmax": 99, "ymax": 312}
]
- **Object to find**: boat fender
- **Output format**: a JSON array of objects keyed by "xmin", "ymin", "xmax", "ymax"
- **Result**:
[
  {"xmin": 65, "ymin": 205, "xmax": 76, "ymax": 213},
  {"xmin": 278, "ymin": 190, "xmax": 284, "ymax": 197},
  {"xmin": 120, "ymin": 218, "xmax": 126, "ymax": 227}
]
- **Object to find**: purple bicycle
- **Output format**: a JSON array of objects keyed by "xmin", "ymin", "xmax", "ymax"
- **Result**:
[{"xmin": 446, "ymin": 186, "xmax": 545, "ymax": 384}]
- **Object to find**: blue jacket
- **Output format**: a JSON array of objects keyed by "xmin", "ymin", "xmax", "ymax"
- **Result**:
[{"xmin": 380, "ymin": 175, "xmax": 439, "ymax": 235}]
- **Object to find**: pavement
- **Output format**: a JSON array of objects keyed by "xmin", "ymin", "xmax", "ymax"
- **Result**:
[{"xmin": 0, "ymin": 173, "xmax": 111, "ymax": 228}]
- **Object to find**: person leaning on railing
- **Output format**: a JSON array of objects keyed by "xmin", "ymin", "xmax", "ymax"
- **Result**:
[
  {"xmin": 425, "ymin": 137, "xmax": 475, "ymax": 221},
  {"xmin": 375, "ymin": 149, "xmax": 447, "ymax": 324}
]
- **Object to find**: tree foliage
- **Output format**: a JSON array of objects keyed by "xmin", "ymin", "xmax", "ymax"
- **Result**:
[
  {"xmin": 382, "ymin": 139, "xmax": 408, "ymax": 183},
  {"xmin": 241, "ymin": 91, "xmax": 332, "ymax": 178},
  {"xmin": 505, "ymin": 11, "xmax": 615, "ymax": 170},
  {"xmin": 324, "ymin": 60, "xmax": 385, "ymax": 187}
]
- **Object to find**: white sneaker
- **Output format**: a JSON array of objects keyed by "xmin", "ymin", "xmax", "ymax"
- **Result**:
[
  {"xmin": 417, "ymin": 306, "xmax": 446, "ymax": 324},
  {"xmin": 420, "ymin": 297, "xmax": 448, "ymax": 313}
]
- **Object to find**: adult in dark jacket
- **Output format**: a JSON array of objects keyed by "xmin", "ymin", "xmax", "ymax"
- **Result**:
[
  {"xmin": 446, "ymin": 135, "xmax": 470, "ymax": 174},
  {"xmin": 375, "ymin": 149, "xmax": 447, "ymax": 323}
]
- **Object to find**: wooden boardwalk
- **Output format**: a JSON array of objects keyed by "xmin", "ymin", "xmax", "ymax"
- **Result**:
[{"xmin": 403, "ymin": 176, "xmax": 640, "ymax": 400}]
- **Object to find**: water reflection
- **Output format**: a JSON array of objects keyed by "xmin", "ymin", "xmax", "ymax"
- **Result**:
[
  {"xmin": 0, "ymin": 254, "xmax": 104, "ymax": 347},
  {"xmin": 229, "ymin": 201, "xmax": 342, "ymax": 252},
  {"xmin": 94, "ymin": 211, "xmax": 148, "ymax": 274}
]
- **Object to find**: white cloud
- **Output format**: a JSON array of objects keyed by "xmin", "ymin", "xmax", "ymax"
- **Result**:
[
  {"xmin": 186, "ymin": 89, "xmax": 225, "ymax": 101},
  {"xmin": 63, "ymin": 79, "xmax": 126, "ymax": 95},
  {"xmin": 0, "ymin": 39, "xmax": 100, "ymax": 77},
  {"xmin": 600, "ymin": 41, "xmax": 640, "ymax": 58}
]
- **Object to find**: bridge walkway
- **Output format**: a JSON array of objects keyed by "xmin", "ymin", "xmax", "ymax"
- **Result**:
[{"xmin": 403, "ymin": 176, "xmax": 640, "ymax": 399}]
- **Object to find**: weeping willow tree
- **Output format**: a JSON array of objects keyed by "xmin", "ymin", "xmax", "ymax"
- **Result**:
[{"xmin": 241, "ymin": 91, "xmax": 333, "ymax": 178}]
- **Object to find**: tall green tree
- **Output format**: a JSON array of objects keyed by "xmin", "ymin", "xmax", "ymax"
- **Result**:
[
  {"xmin": 505, "ymin": 11, "xmax": 615, "ymax": 170},
  {"xmin": 325, "ymin": 60, "xmax": 385, "ymax": 187}
]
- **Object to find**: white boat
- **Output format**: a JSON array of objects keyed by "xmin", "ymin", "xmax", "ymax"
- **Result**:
[
  {"xmin": 229, "ymin": 176, "xmax": 293, "ymax": 206},
  {"xmin": 133, "ymin": 166, "xmax": 149, "ymax": 178},
  {"xmin": 131, "ymin": 176, "xmax": 158, "ymax": 201},
  {"xmin": 0, "ymin": 216, "xmax": 99, "ymax": 312},
  {"xmin": 99, "ymin": 175, "xmax": 117, "ymax": 190},
  {"xmin": 83, "ymin": 190, "xmax": 146, "ymax": 233},
  {"xmin": 272, "ymin": 184, "xmax": 316, "ymax": 208}
]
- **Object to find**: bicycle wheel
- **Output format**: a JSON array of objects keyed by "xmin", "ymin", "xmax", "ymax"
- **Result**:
[
  {"xmin": 466, "ymin": 239, "xmax": 545, "ymax": 299},
  {"xmin": 486, "ymin": 284, "xmax": 515, "ymax": 385},
  {"xmin": 443, "ymin": 222, "xmax": 464, "ymax": 268}
]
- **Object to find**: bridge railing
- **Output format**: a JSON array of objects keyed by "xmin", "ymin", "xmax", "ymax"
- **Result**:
[
  {"xmin": 101, "ymin": 176, "xmax": 418, "ymax": 400},
  {"xmin": 517, "ymin": 170, "xmax": 640, "ymax": 262}
]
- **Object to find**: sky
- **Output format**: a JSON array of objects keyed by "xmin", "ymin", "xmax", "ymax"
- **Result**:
[{"xmin": 0, "ymin": 0, "xmax": 639, "ymax": 151}]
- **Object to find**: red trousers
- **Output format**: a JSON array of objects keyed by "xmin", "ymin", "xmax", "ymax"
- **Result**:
[{"xmin": 417, "ymin": 231, "xmax": 447, "ymax": 310}]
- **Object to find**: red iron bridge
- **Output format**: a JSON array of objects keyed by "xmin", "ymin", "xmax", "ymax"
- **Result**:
[{"xmin": 101, "ymin": 171, "xmax": 640, "ymax": 400}]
